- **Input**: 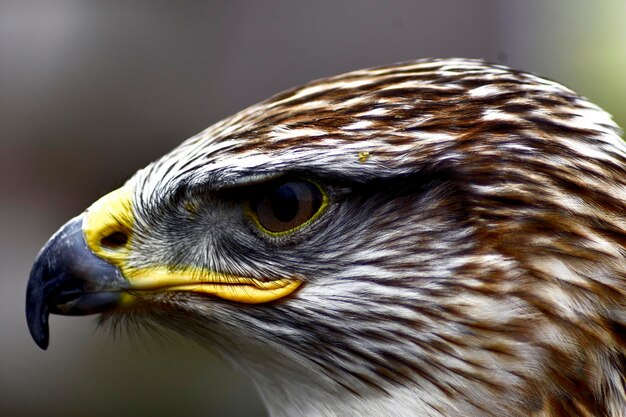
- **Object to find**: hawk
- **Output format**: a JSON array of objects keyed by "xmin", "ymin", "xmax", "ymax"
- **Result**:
[{"xmin": 26, "ymin": 58, "xmax": 626, "ymax": 417}]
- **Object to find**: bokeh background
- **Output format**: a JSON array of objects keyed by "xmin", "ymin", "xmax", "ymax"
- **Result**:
[{"xmin": 1, "ymin": 1, "xmax": 625, "ymax": 416}]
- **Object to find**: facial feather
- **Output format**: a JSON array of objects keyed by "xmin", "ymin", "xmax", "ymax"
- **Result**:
[{"xmin": 29, "ymin": 58, "xmax": 626, "ymax": 417}]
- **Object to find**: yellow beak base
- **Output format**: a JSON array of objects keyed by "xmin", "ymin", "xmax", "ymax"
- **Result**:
[{"xmin": 83, "ymin": 187, "xmax": 302, "ymax": 305}]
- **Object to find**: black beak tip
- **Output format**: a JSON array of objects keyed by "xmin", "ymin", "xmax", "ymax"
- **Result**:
[
  {"xmin": 26, "ymin": 276, "xmax": 50, "ymax": 350},
  {"xmin": 25, "ymin": 215, "xmax": 128, "ymax": 350},
  {"xmin": 26, "ymin": 309, "xmax": 50, "ymax": 350}
]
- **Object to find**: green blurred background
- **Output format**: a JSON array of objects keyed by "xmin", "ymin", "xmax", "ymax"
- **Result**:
[{"xmin": 1, "ymin": 1, "xmax": 624, "ymax": 416}]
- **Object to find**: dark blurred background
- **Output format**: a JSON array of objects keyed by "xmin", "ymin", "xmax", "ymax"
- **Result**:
[{"xmin": 1, "ymin": 1, "xmax": 624, "ymax": 416}]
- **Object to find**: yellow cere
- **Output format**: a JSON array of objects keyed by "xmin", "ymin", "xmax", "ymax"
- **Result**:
[
  {"xmin": 83, "ymin": 186, "xmax": 134, "ymax": 264},
  {"xmin": 83, "ymin": 186, "xmax": 302, "ymax": 304}
]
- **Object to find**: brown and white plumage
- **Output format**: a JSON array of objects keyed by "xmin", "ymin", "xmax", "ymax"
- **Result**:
[{"xmin": 27, "ymin": 58, "xmax": 626, "ymax": 416}]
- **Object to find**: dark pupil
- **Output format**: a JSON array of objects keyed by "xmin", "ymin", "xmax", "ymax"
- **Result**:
[
  {"xmin": 270, "ymin": 184, "xmax": 299, "ymax": 222},
  {"xmin": 254, "ymin": 180, "xmax": 323, "ymax": 233}
]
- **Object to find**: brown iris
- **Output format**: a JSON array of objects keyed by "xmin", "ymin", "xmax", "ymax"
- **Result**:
[{"xmin": 250, "ymin": 180, "xmax": 324, "ymax": 234}]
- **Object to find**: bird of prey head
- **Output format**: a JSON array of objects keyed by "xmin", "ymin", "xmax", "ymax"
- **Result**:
[{"xmin": 26, "ymin": 58, "xmax": 626, "ymax": 417}]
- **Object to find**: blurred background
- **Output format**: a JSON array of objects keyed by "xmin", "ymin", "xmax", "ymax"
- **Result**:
[{"xmin": 1, "ymin": 1, "xmax": 625, "ymax": 416}]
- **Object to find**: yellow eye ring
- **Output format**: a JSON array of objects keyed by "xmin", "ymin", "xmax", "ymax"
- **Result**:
[{"xmin": 247, "ymin": 179, "xmax": 328, "ymax": 237}]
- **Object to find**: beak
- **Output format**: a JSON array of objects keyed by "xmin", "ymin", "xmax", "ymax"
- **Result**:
[
  {"xmin": 25, "ymin": 186, "xmax": 302, "ymax": 350},
  {"xmin": 25, "ymin": 215, "xmax": 129, "ymax": 350}
]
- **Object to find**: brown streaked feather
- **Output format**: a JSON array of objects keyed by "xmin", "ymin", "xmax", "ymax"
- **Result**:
[{"xmin": 121, "ymin": 58, "xmax": 626, "ymax": 416}]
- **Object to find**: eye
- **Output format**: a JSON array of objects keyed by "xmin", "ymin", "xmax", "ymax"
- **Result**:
[{"xmin": 250, "ymin": 180, "xmax": 326, "ymax": 234}]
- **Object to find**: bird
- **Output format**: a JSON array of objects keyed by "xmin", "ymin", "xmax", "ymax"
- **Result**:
[{"xmin": 26, "ymin": 58, "xmax": 626, "ymax": 417}]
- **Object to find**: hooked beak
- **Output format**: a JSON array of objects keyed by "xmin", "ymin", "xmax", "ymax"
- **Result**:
[
  {"xmin": 25, "ymin": 186, "xmax": 302, "ymax": 350},
  {"xmin": 25, "ymin": 215, "xmax": 128, "ymax": 350}
]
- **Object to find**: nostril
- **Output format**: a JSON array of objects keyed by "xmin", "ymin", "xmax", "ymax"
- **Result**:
[{"xmin": 100, "ymin": 231, "xmax": 129, "ymax": 250}]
